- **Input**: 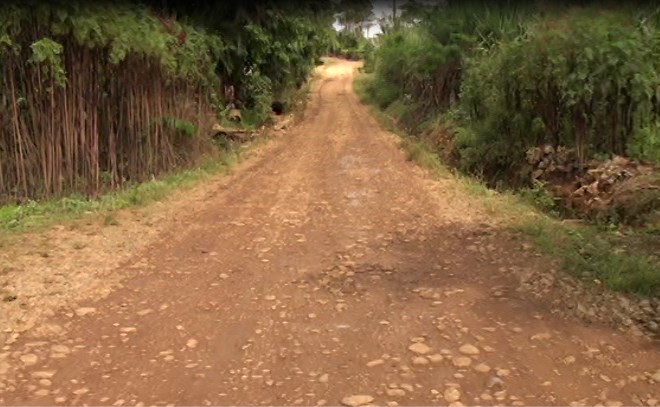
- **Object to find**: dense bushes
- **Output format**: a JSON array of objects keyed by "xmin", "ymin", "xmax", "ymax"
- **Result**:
[
  {"xmin": 461, "ymin": 9, "xmax": 660, "ymax": 180},
  {"xmin": 365, "ymin": 3, "xmax": 660, "ymax": 185},
  {"xmin": 153, "ymin": 1, "xmax": 335, "ymax": 125},
  {"xmin": 329, "ymin": 31, "xmax": 375, "ymax": 62},
  {"xmin": 369, "ymin": 4, "xmax": 528, "ymax": 115}
]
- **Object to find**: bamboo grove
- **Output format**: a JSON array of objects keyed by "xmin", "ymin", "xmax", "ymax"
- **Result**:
[
  {"xmin": 0, "ymin": 3, "xmax": 223, "ymax": 203},
  {"xmin": 363, "ymin": 2, "xmax": 660, "ymax": 184},
  {"xmin": 0, "ymin": 1, "xmax": 335, "ymax": 204}
]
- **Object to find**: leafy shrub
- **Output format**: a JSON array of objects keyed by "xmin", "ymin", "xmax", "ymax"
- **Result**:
[
  {"xmin": 367, "ymin": 3, "xmax": 660, "ymax": 187},
  {"xmin": 629, "ymin": 126, "xmax": 660, "ymax": 163},
  {"xmin": 459, "ymin": 9, "xmax": 660, "ymax": 182},
  {"xmin": 518, "ymin": 180, "xmax": 561, "ymax": 216}
]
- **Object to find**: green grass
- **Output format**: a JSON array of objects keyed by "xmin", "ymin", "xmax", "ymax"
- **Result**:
[
  {"xmin": 0, "ymin": 143, "xmax": 250, "ymax": 233},
  {"xmin": 517, "ymin": 217, "xmax": 660, "ymax": 296},
  {"xmin": 355, "ymin": 72, "xmax": 660, "ymax": 298}
]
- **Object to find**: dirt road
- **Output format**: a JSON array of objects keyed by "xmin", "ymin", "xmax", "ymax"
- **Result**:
[{"xmin": 1, "ymin": 59, "xmax": 659, "ymax": 406}]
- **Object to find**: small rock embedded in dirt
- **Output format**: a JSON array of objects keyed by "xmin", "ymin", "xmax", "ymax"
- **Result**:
[
  {"xmin": 32, "ymin": 370, "xmax": 56, "ymax": 379},
  {"xmin": 386, "ymin": 389, "xmax": 406, "ymax": 397},
  {"xmin": 452, "ymin": 356, "xmax": 472, "ymax": 368},
  {"xmin": 531, "ymin": 333, "xmax": 552, "ymax": 341},
  {"xmin": 51, "ymin": 344, "xmax": 71, "ymax": 354},
  {"xmin": 412, "ymin": 356, "xmax": 429, "ymax": 366},
  {"xmin": 318, "ymin": 374, "xmax": 329, "ymax": 383},
  {"xmin": 34, "ymin": 389, "xmax": 50, "ymax": 397},
  {"xmin": 367, "ymin": 359, "xmax": 384, "ymax": 367},
  {"xmin": 75, "ymin": 307, "xmax": 97, "ymax": 317},
  {"xmin": 20, "ymin": 353, "xmax": 39, "ymax": 366},
  {"xmin": 487, "ymin": 376, "xmax": 505, "ymax": 389},
  {"xmin": 400, "ymin": 384, "xmax": 414, "ymax": 392},
  {"xmin": 652, "ymin": 371, "xmax": 660, "ymax": 383},
  {"xmin": 459, "ymin": 344, "xmax": 480, "ymax": 355},
  {"xmin": 73, "ymin": 387, "xmax": 89, "ymax": 395},
  {"xmin": 265, "ymin": 295, "xmax": 276, "ymax": 301},
  {"xmin": 474, "ymin": 363, "xmax": 491, "ymax": 373},
  {"xmin": 427, "ymin": 354, "xmax": 443, "ymax": 363},
  {"xmin": 341, "ymin": 395, "xmax": 374, "ymax": 407},
  {"xmin": 494, "ymin": 390, "xmax": 508, "ymax": 401},
  {"xmin": 408, "ymin": 342, "xmax": 431, "ymax": 355},
  {"xmin": 563, "ymin": 355, "xmax": 576, "ymax": 365},
  {"xmin": 120, "ymin": 327, "xmax": 137, "ymax": 333},
  {"xmin": 496, "ymin": 368, "xmax": 511, "ymax": 377},
  {"xmin": 186, "ymin": 339, "xmax": 199, "ymax": 349},
  {"xmin": 444, "ymin": 387, "xmax": 461, "ymax": 403},
  {"xmin": 5, "ymin": 333, "xmax": 19, "ymax": 345},
  {"xmin": 219, "ymin": 273, "xmax": 229, "ymax": 280}
]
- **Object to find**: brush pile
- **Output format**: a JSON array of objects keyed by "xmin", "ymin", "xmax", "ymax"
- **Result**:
[{"xmin": 527, "ymin": 145, "xmax": 660, "ymax": 223}]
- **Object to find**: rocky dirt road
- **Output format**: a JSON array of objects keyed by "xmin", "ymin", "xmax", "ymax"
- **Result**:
[{"xmin": 1, "ymin": 59, "xmax": 659, "ymax": 406}]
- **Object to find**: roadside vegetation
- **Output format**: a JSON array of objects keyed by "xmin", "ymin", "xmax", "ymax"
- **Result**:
[
  {"xmin": 0, "ymin": 0, "xmax": 337, "ymax": 228},
  {"xmin": 355, "ymin": 1, "xmax": 660, "ymax": 296},
  {"xmin": 357, "ymin": 75, "xmax": 660, "ymax": 297},
  {"xmin": 0, "ymin": 141, "xmax": 244, "ymax": 232}
]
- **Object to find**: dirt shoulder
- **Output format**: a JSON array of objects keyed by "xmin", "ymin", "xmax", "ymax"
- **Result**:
[{"xmin": 0, "ymin": 123, "xmax": 287, "ymax": 346}]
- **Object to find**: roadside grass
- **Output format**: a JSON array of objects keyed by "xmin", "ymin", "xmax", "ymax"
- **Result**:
[
  {"xmin": 354, "ymin": 73, "xmax": 660, "ymax": 298},
  {"xmin": 0, "ymin": 140, "xmax": 259, "ymax": 234}
]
